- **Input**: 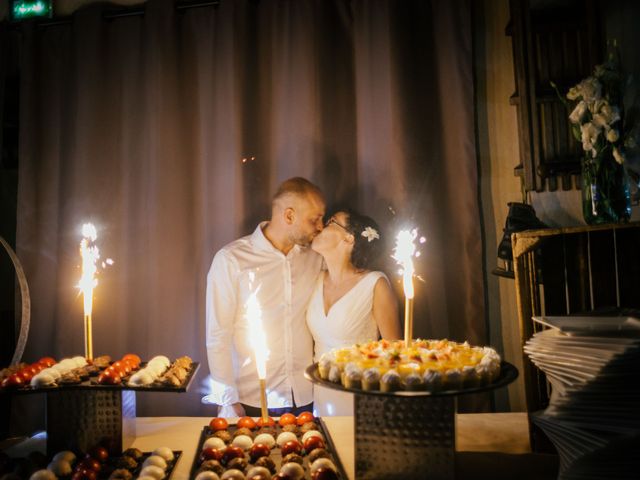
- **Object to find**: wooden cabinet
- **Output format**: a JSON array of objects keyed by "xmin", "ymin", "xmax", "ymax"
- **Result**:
[{"xmin": 508, "ymin": 0, "xmax": 601, "ymax": 192}]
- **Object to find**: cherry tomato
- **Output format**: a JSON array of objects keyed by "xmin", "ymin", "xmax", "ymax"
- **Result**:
[
  {"xmin": 88, "ymin": 446, "xmax": 109, "ymax": 463},
  {"xmin": 122, "ymin": 359, "xmax": 138, "ymax": 372},
  {"xmin": 281, "ymin": 440, "xmax": 302, "ymax": 456},
  {"xmin": 236, "ymin": 416, "xmax": 257, "ymax": 430},
  {"xmin": 120, "ymin": 361, "xmax": 132, "ymax": 375},
  {"xmin": 1, "ymin": 373, "xmax": 24, "ymax": 388},
  {"xmin": 278, "ymin": 413, "xmax": 297, "ymax": 427},
  {"xmin": 73, "ymin": 467, "xmax": 97, "ymax": 480},
  {"xmin": 303, "ymin": 435, "xmax": 325, "ymax": 452},
  {"xmin": 97, "ymin": 370, "xmax": 121, "ymax": 385},
  {"xmin": 249, "ymin": 443, "xmax": 270, "ymax": 462},
  {"xmin": 199, "ymin": 447, "xmax": 223, "ymax": 462},
  {"xmin": 110, "ymin": 361, "xmax": 127, "ymax": 376},
  {"xmin": 122, "ymin": 354, "xmax": 141, "ymax": 366},
  {"xmin": 38, "ymin": 357, "xmax": 56, "ymax": 367},
  {"xmin": 221, "ymin": 445, "xmax": 244, "ymax": 466},
  {"xmin": 209, "ymin": 417, "xmax": 229, "ymax": 431},
  {"xmin": 79, "ymin": 458, "xmax": 101, "ymax": 472},
  {"xmin": 18, "ymin": 369, "xmax": 33, "ymax": 382},
  {"xmin": 296, "ymin": 411, "xmax": 314, "ymax": 426},
  {"xmin": 256, "ymin": 416, "xmax": 275, "ymax": 428}
]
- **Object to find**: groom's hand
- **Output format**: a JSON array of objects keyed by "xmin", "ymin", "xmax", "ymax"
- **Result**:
[{"xmin": 218, "ymin": 402, "xmax": 245, "ymax": 418}]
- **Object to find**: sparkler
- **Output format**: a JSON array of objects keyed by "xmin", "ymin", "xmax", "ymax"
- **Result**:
[
  {"xmin": 246, "ymin": 283, "xmax": 269, "ymax": 422},
  {"xmin": 393, "ymin": 229, "xmax": 418, "ymax": 348},
  {"xmin": 78, "ymin": 223, "xmax": 99, "ymax": 360}
]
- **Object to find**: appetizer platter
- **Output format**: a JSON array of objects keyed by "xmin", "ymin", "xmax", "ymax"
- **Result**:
[
  {"xmin": 0, "ymin": 355, "xmax": 199, "ymax": 394},
  {"xmin": 190, "ymin": 413, "xmax": 346, "ymax": 480},
  {"xmin": 0, "ymin": 445, "xmax": 182, "ymax": 480}
]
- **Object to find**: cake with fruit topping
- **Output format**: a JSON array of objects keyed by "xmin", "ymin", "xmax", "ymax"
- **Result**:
[{"xmin": 317, "ymin": 338, "xmax": 501, "ymax": 392}]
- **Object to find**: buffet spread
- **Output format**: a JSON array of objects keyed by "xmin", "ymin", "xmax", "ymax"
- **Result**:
[
  {"xmin": 0, "ymin": 225, "xmax": 520, "ymax": 479},
  {"xmin": 0, "ymin": 337, "xmax": 518, "ymax": 480}
]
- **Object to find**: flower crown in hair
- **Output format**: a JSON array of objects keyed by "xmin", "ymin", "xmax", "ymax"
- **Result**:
[{"xmin": 361, "ymin": 227, "xmax": 380, "ymax": 242}]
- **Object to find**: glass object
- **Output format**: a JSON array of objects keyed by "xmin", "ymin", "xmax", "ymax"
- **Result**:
[{"xmin": 581, "ymin": 150, "xmax": 631, "ymax": 225}]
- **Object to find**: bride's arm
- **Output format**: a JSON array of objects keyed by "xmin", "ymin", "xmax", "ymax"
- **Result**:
[{"xmin": 372, "ymin": 276, "xmax": 402, "ymax": 340}]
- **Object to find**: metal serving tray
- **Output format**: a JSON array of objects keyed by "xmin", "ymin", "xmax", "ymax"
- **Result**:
[
  {"xmin": 304, "ymin": 361, "xmax": 518, "ymax": 397},
  {"xmin": 3, "ymin": 363, "xmax": 199, "ymax": 395},
  {"xmin": 189, "ymin": 418, "xmax": 348, "ymax": 479}
]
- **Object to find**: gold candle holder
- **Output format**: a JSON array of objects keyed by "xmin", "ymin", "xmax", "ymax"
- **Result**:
[{"xmin": 259, "ymin": 378, "xmax": 268, "ymax": 421}]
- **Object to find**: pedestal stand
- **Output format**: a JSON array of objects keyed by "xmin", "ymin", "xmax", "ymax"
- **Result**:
[
  {"xmin": 305, "ymin": 361, "xmax": 518, "ymax": 480},
  {"xmin": 354, "ymin": 394, "xmax": 455, "ymax": 480},
  {"xmin": 46, "ymin": 390, "xmax": 136, "ymax": 456},
  {"xmin": 7, "ymin": 363, "xmax": 199, "ymax": 455}
]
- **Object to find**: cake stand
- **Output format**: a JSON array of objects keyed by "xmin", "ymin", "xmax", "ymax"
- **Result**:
[
  {"xmin": 305, "ymin": 361, "xmax": 518, "ymax": 480},
  {"xmin": 5, "ymin": 363, "xmax": 199, "ymax": 455}
]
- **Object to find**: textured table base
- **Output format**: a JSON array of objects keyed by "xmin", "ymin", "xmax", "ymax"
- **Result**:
[
  {"xmin": 46, "ymin": 390, "xmax": 136, "ymax": 455},
  {"xmin": 354, "ymin": 394, "xmax": 455, "ymax": 480}
]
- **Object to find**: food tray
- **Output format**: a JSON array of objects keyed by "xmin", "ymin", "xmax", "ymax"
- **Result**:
[
  {"xmin": 124, "ymin": 450, "xmax": 183, "ymax": 480},
  {"xmin": 2, "ymin": 363, "xmax": 199, "ymax": 395},
  {"xmin": 0, "ymin": 450, "xmax": 182, "ymax": 480},
  {"xmin": 304, "ymin": 361, "xmax": 518, "ymax": 397},
  {"xmin": 189, "ymin": 418, "xmax": 347, "ymax": 479}
]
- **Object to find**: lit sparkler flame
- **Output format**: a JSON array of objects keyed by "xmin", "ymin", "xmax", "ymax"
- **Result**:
[
  {"xmin": 245, "ymin": 276, "xmax": 270, "ymax": 421},
  {"xmin": 393, "ymin": 229, "xmax": 418, "ymax": 299},
  {"xmin": 393, "ymin": 228, "xmax": 419, "ymax": 347},
  {"xmin": 78, "ymin": 223, "xmax": 100, "ymax": 317},
  {"xmin": 77, "ymin": 223, "xmax": 113, "ymax": 360},
  {"xmin": 245, "ymin": 286, "xmax": 269, "ymax": 379}
]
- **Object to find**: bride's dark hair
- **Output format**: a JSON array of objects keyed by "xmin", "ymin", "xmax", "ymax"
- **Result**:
[{"xmin": 330, "ymin": 207, "xmax": 382, "ymax": 270}]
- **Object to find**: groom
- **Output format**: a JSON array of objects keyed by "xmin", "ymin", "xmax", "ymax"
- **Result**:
[{"xmin": 205, "ymin": 177, "xmax": 325, "ymax": 417}]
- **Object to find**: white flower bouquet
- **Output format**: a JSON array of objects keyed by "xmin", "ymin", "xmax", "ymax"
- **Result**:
[{"xmin": 552, "ymin": 43, "xmax": 638, "ymax": 224}]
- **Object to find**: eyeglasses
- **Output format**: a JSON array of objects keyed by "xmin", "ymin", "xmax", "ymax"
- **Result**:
[{"xmin": 325, "ymin": 217, "xmax": 350, "ymax": 233}]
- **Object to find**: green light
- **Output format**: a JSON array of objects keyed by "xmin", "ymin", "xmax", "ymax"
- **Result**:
[{"xmin": 12, "ymin": 0, "xmax": 52, "ymax": 20}]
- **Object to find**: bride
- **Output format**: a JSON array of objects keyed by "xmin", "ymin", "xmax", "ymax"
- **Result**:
[{"xmin": 306, "ymin": 208, "xmax": 401, "ymax": 416}]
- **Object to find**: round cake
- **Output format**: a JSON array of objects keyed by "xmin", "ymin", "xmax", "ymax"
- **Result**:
[{"xmin": 317, "ymin": 339, "xmax": 501, "ymax": 392}]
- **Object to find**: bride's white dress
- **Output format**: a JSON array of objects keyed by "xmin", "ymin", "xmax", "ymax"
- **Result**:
[{"xmin": 306, "ymin": 270, "xmax": 385, "ymax": 416}]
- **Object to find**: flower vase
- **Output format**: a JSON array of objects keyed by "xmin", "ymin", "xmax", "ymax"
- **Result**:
[{"xmin": 581, "ymin": 150, "xmax": 631, "ymax": 225}]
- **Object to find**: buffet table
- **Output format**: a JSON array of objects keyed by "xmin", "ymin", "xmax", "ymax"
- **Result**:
[
  {"xmin": 4, "ymin": 413, "xmax": 558, "ymax": 479},
  {"xmin": 128, "ymin": 413, "xmax": 558, "ymax": 480}
]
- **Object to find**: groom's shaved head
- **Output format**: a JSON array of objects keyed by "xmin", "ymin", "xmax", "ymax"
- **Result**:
[
  {"xmin": 272, "ymin": 177, "xmax": 324, "ymax": 207},
  {"xmin": 268, "ymin": 177, "xmax": 325, "ymax": 249}
]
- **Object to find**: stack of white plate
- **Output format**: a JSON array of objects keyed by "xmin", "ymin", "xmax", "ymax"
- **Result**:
[{"xmin": 524, "ymin": 316, "xmax": 640, "ymax": 480}]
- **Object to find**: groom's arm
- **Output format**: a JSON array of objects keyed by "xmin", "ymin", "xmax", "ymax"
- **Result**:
[{"xmin": 205, "ymin": 250, "xmax": 241, "ymax": 409}]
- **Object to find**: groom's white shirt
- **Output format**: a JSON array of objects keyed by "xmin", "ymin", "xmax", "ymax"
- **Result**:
[{"xmin": 205, "ymin": 222, "xmax": 322, "ymax": 409}]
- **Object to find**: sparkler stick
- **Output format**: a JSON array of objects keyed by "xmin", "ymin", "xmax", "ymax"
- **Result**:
[
  {"xmin": 78, "ymin": 223, "xmax": 99, "ymax": 360},
  {"xmin": 246, "ymin": 284, "xmax": 269, "ymax": 422},
  {"xmin": 394, "ymin": 229, "xmax": 417, "ymax": 348}
]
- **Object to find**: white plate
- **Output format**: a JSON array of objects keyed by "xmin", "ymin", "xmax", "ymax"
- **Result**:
[
  {"xmin": 532, "ymin": 316, "xmax": 640, "ymax": 336},
  {"xmin": 530, "ymin": 328, "xmax": 639, "ymax": 347},
  {"xmin": 526, "ymin": 354, "xmax": 603, "ymax": 373}
]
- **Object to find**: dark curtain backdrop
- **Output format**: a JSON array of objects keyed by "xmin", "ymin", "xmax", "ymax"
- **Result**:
[{"xmin": 8, "ymin": 0, "xmax": 483, "ymax": 429}]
